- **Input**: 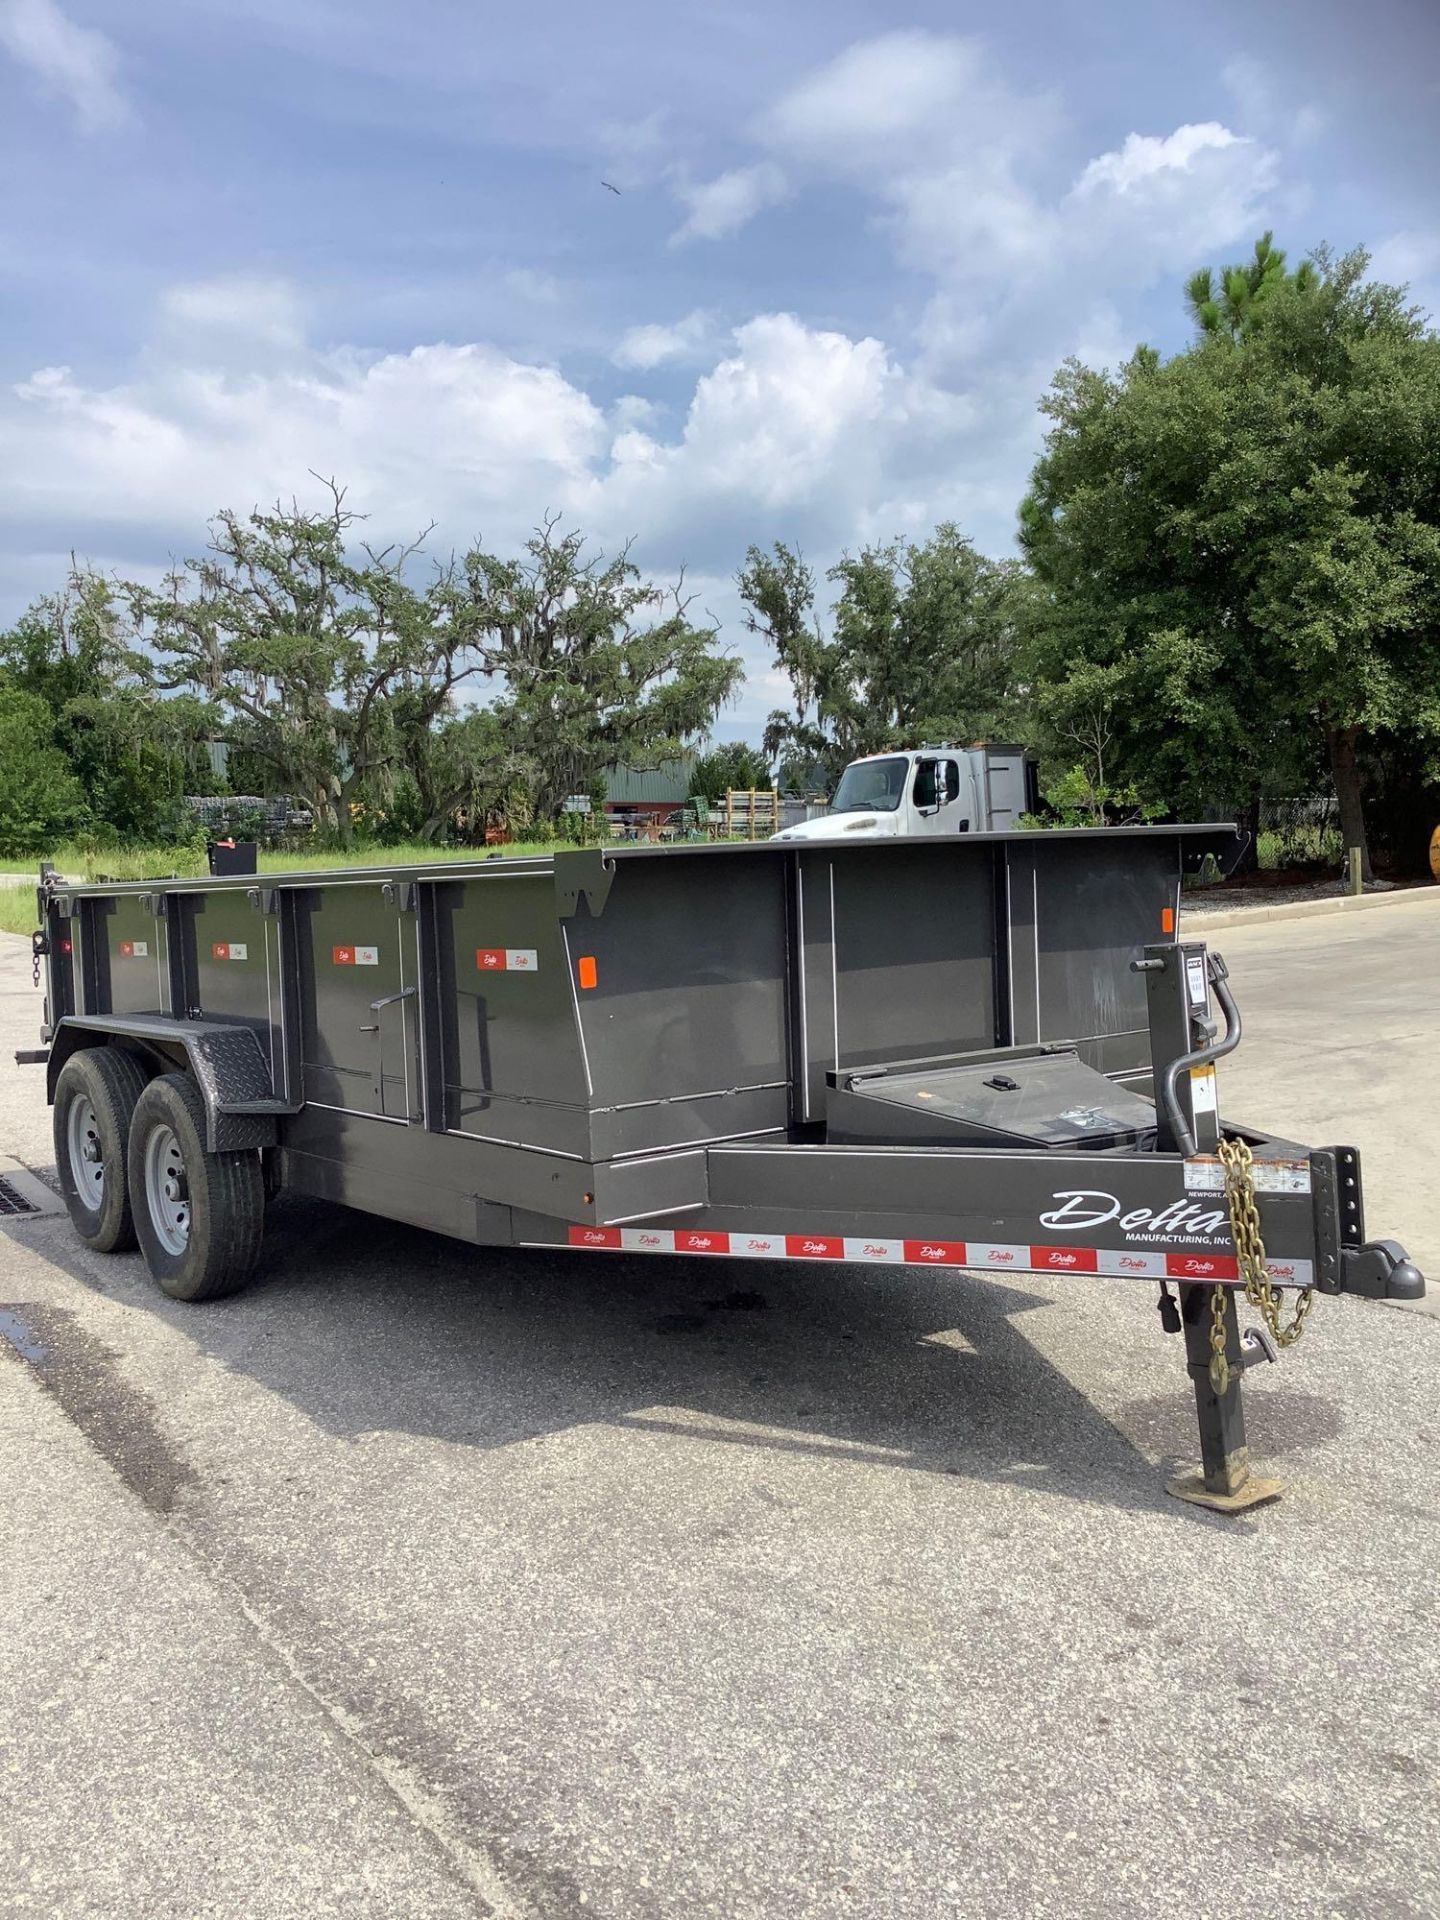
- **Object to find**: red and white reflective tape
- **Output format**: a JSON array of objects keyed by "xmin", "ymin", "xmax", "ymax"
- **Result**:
[{"xmin": 561, "ymin": 1224, "xmax": 1313, "ymax": 1287}]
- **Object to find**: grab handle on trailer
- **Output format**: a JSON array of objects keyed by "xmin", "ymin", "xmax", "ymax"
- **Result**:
[{"xmin": 1159, "ymin": 953, "xmax": 1242, "ymax": 1159}]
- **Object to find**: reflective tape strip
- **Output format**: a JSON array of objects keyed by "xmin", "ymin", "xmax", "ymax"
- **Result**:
[
  {"xmin": 1264, "ymin": 1257, "xmax": 1313, "ymax": 1287},
  {"xmin": 1097, "ymin": 1249, "xmax": 1168, "ymax": 1278},
  {"xmin": 477, "ymin": 947, "xmax": 540, "ymax": 972},
  {"xmin": 963, "ymin": 1243, "xmax": 1028, "ymax": 1272},
  {"xmin": 1164, "ymin": 1252, "xmax": 1239, "ymax": 1282},
  {"xmin": 562, "ymin": 1225, "xmax": 1257, "ymax": 1281}
]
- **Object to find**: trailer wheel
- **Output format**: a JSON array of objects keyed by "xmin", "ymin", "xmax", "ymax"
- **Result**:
[
  {"xmin": 53, "ymin": 1047, "xmax": 149, "ymax": 1252},
  {"xmin": 127, "ymin": 1073, "xmax": 264, "ymax": 1301}
]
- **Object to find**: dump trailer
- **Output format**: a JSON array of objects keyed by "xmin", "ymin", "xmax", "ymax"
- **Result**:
[{"xmin": 16, "ymin": 828, "xmax": 1425, "ymax": 1512}]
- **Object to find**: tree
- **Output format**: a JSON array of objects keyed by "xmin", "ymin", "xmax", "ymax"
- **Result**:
[
  {"xmin": 689, "ymin": 740, "xmax": 773, "ymax": 803},
  {"xmin": 1185, "ymin": 230, "xmax": 1318, "ymax": 341},
  {"xmin": 1, "ymin": 567, "xmax": 210, "ymax": 843},
  {"xmin": 1022, "ymin": 243, "xmax": 1440, "ymax": 877},
  {"xmin": 134, "ymin": 484, "xmax": 478, "ymax": 843},
  {"xmin": 442, "ymin": 518, "xmax": 741, "ymax": 819},
  {"xmin": 741, "ymin": 526, "xmax": 1030, "ymax": 784},
  {"xmin": 0, "ymin": 684, "xmax": 88, "ymax": 855},
  {"xmin": 736, "ymin": 543, "xmax": 831, "ymax": 776},
  {"xmin": 389, "ymin": 704, "xmax": 529, "ymax": 842}
]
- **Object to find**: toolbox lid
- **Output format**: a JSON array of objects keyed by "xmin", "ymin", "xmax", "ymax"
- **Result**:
[{"xmin": 836, "ymin": 1051, "xmax": 1158, "ymax": 1150}]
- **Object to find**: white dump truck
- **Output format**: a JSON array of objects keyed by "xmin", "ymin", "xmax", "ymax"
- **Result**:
[{"xmin": 771, "ymin": 744, "xmax": 1038, "ymax": 843}]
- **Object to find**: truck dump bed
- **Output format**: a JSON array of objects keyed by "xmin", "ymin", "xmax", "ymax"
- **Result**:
[{"xmin": 41, "ymin": 827, "xmax": 1216, "ymax": 1215}]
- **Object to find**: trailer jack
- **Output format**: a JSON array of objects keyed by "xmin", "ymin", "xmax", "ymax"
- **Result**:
[{"xmin": 1166, "ymin": 1283, "xmax": 1284, "ymax": 1512}]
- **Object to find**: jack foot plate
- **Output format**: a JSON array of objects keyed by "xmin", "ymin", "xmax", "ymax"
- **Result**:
[{"xmin": 1166, "ymin": 1471, "xmax": 1284, "ymax": 1514}]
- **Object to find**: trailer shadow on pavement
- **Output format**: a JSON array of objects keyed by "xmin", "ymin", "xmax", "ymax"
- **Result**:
[{"xmin": 9, "ymin": 1188, "xmax": 1244, "ymax": 1518}]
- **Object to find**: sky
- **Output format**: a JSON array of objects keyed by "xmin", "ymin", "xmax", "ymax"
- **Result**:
[{"xmin": 1, "ymin": 0, "xmax": 1437, "ymax": 738}]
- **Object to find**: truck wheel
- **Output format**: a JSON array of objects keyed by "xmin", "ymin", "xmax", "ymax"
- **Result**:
[
  {"xmin": 53, "ymin": 1048, "xmax": 150, "ymax": 1252},
  {"xmin": 127, "ymin": 1073, "xmax": 264, "ymax": 1301}
]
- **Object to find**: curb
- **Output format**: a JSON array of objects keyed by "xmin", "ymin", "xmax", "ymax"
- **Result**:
[{"xmin": 1186, "ymin": 884, "xmax": 1440, "ymax": 933}]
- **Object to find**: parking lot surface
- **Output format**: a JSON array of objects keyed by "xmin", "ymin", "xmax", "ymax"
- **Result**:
[{"xmin": 2, "ymin": 894, "xmax": 1438, "ymax": 1918}]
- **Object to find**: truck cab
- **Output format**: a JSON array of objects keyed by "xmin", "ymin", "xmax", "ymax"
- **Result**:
[{"xmin": 771, "ymin": 744, "xmax": 1036, "ymax": 843}]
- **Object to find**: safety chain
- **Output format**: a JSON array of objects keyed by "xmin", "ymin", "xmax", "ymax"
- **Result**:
[
  {"xmin": 1206, "ymin": 1134, "xmax": 1317, "ymax": 1394},
  {"xmin": 1206, "ymin": 1280, "xmax": 1231, "ymax": 1395}
]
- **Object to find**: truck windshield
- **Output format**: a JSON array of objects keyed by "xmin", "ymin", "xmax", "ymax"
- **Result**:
[{"xmin": 830, "ymin": 757, "xmax": 908, "ymax": 813}]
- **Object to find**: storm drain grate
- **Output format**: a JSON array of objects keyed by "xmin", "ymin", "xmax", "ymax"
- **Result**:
[{"xmin": 0, "ymin": 1177, "xmax": 39, "ymax": 1217}]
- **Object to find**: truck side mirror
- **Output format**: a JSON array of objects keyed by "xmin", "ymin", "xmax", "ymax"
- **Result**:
[{"xmin": 914, "ymin": 760, "xmax": 939, "ymax": 811}]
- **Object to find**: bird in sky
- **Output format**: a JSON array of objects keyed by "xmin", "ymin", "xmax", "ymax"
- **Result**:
[{"xmin": 601, "ymin": 180, "xmax": 621, "ymax": 194}]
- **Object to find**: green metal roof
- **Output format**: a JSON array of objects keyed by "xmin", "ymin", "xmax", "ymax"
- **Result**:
[{"xmin": 600, "ymin": 753, "xmax": 698, "ymax": 805}]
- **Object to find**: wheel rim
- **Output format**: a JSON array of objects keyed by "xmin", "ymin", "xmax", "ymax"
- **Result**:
[
  {"xmin": 66, "ymin": 1094, "xmax": 106, "ymax": 1210},
  {"xmin": 144, "ymin": 1123, "xmax": 191, "ymax": 1256}
]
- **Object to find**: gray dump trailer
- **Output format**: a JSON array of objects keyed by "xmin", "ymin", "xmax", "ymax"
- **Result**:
[{"xmin": 16, "ymin": 828, "xmax": 1425, "ymax": 1511}]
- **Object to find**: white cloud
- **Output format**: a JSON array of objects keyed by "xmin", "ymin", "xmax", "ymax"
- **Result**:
[
  {"xmin": 4, "ymin": 331, "xmax": 608, "ymax": 545},
  {"xmin": 669, "ymin": 162, "xmax": 788, "ymax": 244},
  {"xmin": 1369, "ymin": 229, "xmax": 1440, "ymax": 322},
  {"xmin": 158, "ymin": 276, "xmax": 307, "ymax": 356},
  {"xmin": 751, "ymin": 34, "xmax": 1274, "ymax": 291},
  {"xmin": 1065, "ymin": 124, "xmax": 1278, "ymax": 269},
  {"xmin": 1072, "ymin": 123, "xmax": 1244, "ymax": 197},
  {"xmin": 501, "ymin": 267, "xmax": 565, "ymax": 306},
  {"xmin": 0, "ymin": 0, "xmax": 131, "ymax": 131},
  {"xmin": 608, "ymin": 315, "xmax": 928, "ymax": 508},
  {"xmin": 0, "ymin": 293, "xmax": 995, "ymax": 727},
  {"xmin": 1369, "ymin": 229, "xmax": 1440, "ymax": 286},
  {"xmin": 612, "ymin": 310, "xmax": 717, "ymax": 370},
  {"xmin": 765, "ymin": 31, "xmax": 993, "ymax": 160}
]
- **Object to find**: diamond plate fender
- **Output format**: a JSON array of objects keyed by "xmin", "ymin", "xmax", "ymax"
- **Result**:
[{"xmin": 45, "ymin": 1014, "xmax": 287, "ymax": 1152}]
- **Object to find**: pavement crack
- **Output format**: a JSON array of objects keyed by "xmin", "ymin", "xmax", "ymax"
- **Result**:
[
  {"xmin": 1, "ymin": 1301, "xmax": 536, "ymax": 1920},
  {"xmin": 180, "ymin": 1542, "xmax": 540, "ymax": 1920}
]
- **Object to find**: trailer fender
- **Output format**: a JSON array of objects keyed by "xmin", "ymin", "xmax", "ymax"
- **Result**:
[{"xmin": 45, "ymin": 1016, "xmax": 285, "ymax": 1153}]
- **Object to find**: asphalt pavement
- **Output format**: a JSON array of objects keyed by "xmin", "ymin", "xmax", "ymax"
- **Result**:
[{"xmin": 2, "ymin": 894, "xmax": 1438, "ymax": 1919}]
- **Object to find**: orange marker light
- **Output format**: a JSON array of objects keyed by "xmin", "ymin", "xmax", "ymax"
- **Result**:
[
  {"xmin": 1161, "ymin": 907, "xmax": 1175, "ymax": 934},
  {"xmin": 577, "ymin": 955, "xmax": 598, "ymax": 990}
]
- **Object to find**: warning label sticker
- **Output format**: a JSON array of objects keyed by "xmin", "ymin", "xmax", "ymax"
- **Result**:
[
  {"xmin": 1184, "ymin": 1157, "xmax": 1311, "ymax": 1194},
  {"xmin": 117, "ymin": 940, "xmax": 149, "ymax": 958},
  {"xmin": 332, "ymin": 945, "xmax": 379, "ymax": 966},
  {"xmin": 211, "ymin": 942, "xmax": 249, "ymax": 961}
]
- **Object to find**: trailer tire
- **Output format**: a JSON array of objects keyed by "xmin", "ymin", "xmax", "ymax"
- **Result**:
[
  {"xmin": 127, "ymin": 1073, "xmax": 264, "ymax": 1301},
  {"xmin": 53, "ymin": 1047, "xmax": 149, "ymax": 1252}
]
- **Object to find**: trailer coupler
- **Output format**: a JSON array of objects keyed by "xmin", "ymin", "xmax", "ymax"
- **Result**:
[{"xmin": 1342, "ymin": 1240, "xmax": 1425, "ymax": 1301}]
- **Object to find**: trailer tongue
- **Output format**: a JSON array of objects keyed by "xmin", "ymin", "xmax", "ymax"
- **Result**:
[{"xmin": 20, "ymin": 826, "xmax": 1424, "ymax": 1512}]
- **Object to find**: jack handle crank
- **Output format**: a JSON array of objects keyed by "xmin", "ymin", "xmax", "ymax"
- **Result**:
[{"xmin": 1133, "ymin": 950, "xmax": 1243, "ymax": 1159}]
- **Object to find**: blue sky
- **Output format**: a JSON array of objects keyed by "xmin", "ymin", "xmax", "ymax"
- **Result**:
[{"xmin": 2, "ymin": 0, "xmax": 1437, "ymax": 736}]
